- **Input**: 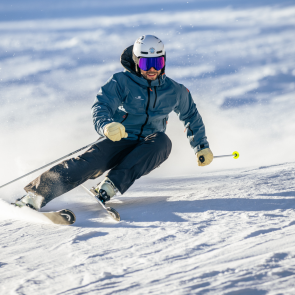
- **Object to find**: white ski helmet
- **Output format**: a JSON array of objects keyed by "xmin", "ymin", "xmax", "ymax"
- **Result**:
[
  {"xmin": 132, "ymin": 35, "xmax": 166, "ymax": 75},
  {"xmin": 133, "ymin": 35, "xmax": 165, "ymax": 58}
]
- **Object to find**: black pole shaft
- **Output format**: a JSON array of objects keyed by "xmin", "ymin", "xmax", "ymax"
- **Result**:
[{"xmin": 0, "ymin": 137, "xmax": 105, "ymax": 189}]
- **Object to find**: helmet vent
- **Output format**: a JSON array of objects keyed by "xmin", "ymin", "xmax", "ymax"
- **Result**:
[
  {"xmin": 141, "ymin": 51, "xmax": 148, "ymax": 54},
  {"xmin": 156, "ymin": 50, "xmax": 162, "ymax": 54}
]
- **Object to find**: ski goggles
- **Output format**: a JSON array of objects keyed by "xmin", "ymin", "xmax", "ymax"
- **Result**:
[{"xmin": 138, "ymin": 56, "xmax": 165, "ymax": 71}]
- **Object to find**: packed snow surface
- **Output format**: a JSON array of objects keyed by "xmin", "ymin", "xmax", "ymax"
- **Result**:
[
  {"xmin": 1, "ymin": 0, "xmax": 295, "ymax": 294},
  {"xmin": 1, "ymin": 162, "xmax": 295, "ymax": 294}
]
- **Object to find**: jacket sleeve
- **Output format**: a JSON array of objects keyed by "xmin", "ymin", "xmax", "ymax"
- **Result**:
[
  {"xmin": 174, "ymin": 86, "xmax": 209, "ymax": 154},
  {"xmin": 91, "ymin": 75, "xmax": 123, "ymax": 136}
]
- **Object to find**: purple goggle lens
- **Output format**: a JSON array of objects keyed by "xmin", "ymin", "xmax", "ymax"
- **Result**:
[{"xmin": 138, "ymin": 56, "xmax": 165, "ymax": 71}]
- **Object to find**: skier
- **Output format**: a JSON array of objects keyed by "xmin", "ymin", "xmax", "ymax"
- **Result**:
[{"xmin": 15, "ymin": 35, "xmax": 213, "ymax": 211}]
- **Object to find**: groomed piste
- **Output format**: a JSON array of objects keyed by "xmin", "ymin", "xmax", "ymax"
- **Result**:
[{"xmin": 0, "ymin": 0, "xmax": 295, "ymax": 294}]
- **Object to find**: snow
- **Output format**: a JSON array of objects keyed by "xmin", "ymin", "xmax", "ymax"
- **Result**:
[
  {"xmin": 1, "ymin": 163, "xmax": 295, "ymax": 294},
  {"xmin": 1, "ymin": 0, "xmax": 295, "ymax": 294}
]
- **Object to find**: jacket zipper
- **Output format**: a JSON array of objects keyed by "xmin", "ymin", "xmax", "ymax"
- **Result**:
[
  {"xmin": 138, "ymin": 87, "xmax": 151, "ymax": 140},
  {"xmin": 153, "ymin": 87, "xmax": 158, "ymax": 108},
  {"xmin": 120, "ymin": 113, "xmax": 129, "ymax": 123}
]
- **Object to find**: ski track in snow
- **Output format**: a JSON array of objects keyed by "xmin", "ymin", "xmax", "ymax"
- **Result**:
[{"xmin": 1, "ymin": 162, "xmax": 295, "ymax": 294}]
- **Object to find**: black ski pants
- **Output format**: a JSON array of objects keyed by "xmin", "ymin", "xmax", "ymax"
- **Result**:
[{"xmin": 24, "ymin": 132, "xmax": 172, "ymax": 207}]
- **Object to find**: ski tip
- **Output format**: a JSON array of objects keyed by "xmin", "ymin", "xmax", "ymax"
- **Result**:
[
  {"xmin": 58, "ymin": 209, "xmax": 76, "ymax": 225},
  {"xmin": 42, "ymin": 209, "xmax": 76, "ymax": 225},
  {"xmin": 233, "ymin": 151, "xmax": 240, "ymax": 159},
  {"xmin": 106, "ymin": 207, "xmax": 120, "ymax": 221}
]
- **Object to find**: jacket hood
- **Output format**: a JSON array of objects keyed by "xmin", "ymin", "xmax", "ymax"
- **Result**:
[
  {"xmin": 120, "ymin": 45, "xmax": 166, "ymax": 87},
  {"xmin": 120, "ymin": 45, "xmax": 137, "ymax": 75}
]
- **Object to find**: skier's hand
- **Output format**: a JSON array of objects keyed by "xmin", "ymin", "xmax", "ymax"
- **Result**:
[
  {"xmin": 104, "ymin": 122, "xmax": 128, "ymax": 142},
  {"xmin": 197, "ymin": 148, "xmax": 213, "ymax": 166}
]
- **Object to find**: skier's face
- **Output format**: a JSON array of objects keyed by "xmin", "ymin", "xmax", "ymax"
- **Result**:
[{"xmin": 140, "ymin": 67, "xmax": 162, "ymax": 81}]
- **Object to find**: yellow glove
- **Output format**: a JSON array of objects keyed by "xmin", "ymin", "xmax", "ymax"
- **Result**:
[
  {"xmin": 197, "ymin": 148, "xmax": 213, "ymax": 166},
  {"xmin": 104, "ymin": 122, "xmax": 128, "ymax": 142}
]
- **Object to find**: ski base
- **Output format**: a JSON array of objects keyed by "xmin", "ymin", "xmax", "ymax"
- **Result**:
[{"xmin": 80, "ymin": 185, "xmax": 120, "ymax": 221}]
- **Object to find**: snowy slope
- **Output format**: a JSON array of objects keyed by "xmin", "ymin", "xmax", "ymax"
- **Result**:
[
  {"xmin": 1, "ymin": 162, "xmax": 295, "ymax": 294},
  {"xmin": 1, "ymin": 0, "xmax": 295, "ymax": 294},
  {"xmin": 1, "ymin": 2, "xmax": 295, "ymax": 185}
]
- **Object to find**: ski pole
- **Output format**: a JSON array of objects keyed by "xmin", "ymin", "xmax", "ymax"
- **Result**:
[
  {"xmin": 0, "ymin": 137, "xmax": 105, "ymax": 189},
  {"xmin": 199, "ymin": 151, "xmax": 239, "ymax": 163}
]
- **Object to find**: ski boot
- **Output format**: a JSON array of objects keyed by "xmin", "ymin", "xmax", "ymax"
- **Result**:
[
  {"xmin": 91, "ymin": 177, "xmax": 118, "ymax": 205},
  {"xmin": 14, "ymin": 192, "xmax": 44, "ymax": 211}
]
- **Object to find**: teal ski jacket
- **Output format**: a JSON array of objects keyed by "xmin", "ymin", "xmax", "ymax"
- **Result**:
[{"xmin": 92, "ymin": 45, "xmax": 209, "ymax": 154}]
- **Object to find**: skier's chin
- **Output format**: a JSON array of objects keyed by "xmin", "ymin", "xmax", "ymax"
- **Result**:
[{"xmin": 142, "ymin": 72, "xmax": 160, "ymax": 81}]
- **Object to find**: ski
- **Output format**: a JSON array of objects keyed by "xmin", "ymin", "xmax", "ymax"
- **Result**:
[
  {"xmin": 80, "ymin": 184, "xmax": 120, "ymax": 221},
  {"xmin": 12, "ymin": 203, "xmax": 76, "ymax": 225},
  {"xmin": 41, "ymin": 209, "xmax": 76, "ymax": 225}
]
